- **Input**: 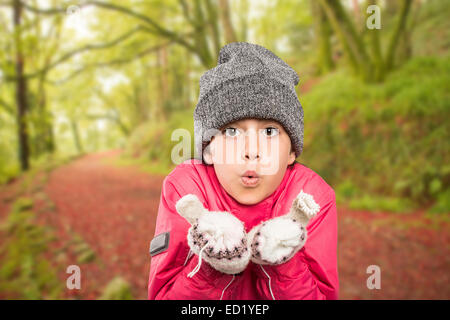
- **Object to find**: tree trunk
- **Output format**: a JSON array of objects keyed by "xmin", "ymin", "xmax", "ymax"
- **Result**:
[
  {"xmin": 192, "ymin": 0, "xmax": 214, "ymax": 67},
  {"xmin": 385, "ymin": 0, "xmax": 413, "ymax": 71},
  {"xmin": 312, "ymin": 0, "xmax": 335, "ymax": 74},
  {"xmin": 319, "ymin": 0, "xmax": 373, "ymax": 80},
  {"xmin": 237, "ymin": 0, "xmax": 249, "ymax": 42},
  {"xmin": 351, "ymin": 0, "xmax": 362, "ymax": 29},
  {"xmin": 46, "ymin": 120, "xmax": 56, "ymax": 153},
  {"xmin": 219, "ymin": 0, "xmax": 237, "ymax": 44},
  {"xmin": 70, "ymin": 119, "xmax": 83, "ymax": 154},
  {"xmin": 13, "ymin": 0, "xmax": 30, "ymax": 171},
  {"xmin": 159, "ymin": 43, "xmax": 169, "ymax": 105},
  {"xmin": 37, "ymin": 72, "xmax": 55, "ymax": 154},
  {"xmin": 367, "ymin": 0, "xmax": 385, "ymax": 81},
  {"xmin": 184, "ymin": 49, "xmax": 192, "ymax": 109},
  {"xmin": 156, "ymin": 45, "xmax": 168, "ymax": 122},
  {"xmin": 204, "ymin": 0, "xmax": 221, "ymax": 58},
  {"xmin": 318, "ymin": 0, "xmax": 360, "ymax": 75}
]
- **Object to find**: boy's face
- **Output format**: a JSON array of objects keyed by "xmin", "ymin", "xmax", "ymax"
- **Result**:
[{"xmin": 204, "ymin": 118, "xmax": 296, "ymax": 205}]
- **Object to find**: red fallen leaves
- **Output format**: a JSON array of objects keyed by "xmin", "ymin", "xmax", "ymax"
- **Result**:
[
  {"xmin": 39, "ymin": 150, "xmax": 165, "ymax": 299},
  {"xmin": 1, "ymin": 150, "xmax": 448, "ymax": 299},
  {"xmin": 338, "ymin": 206, "xmax": 449, "ymax": 299}
]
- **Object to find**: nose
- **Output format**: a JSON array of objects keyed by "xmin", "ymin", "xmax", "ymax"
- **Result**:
[{"xmin": 243, "ymin": 129, "xmax": 260, "ymax": 161}]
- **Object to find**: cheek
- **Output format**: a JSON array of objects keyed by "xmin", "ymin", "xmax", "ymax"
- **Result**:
[
  {"xmin": 262, "ymin": 138, "xmax": 291, "ymax": 172},
  {"xmin": 261, "ymin": 168, "xmax": 285, "ymax": 195},
  {"xmin": 211, "ymin": 137, "xmax": 243, "ymax": 163},
  {"xmin": 263, "ymin": 137, "xmax": 291, "ymax": 161},
  {"xmin": 276, "ymin": 136, "xmax": 292, "ymax": 160},
  {"xmin": 214, "ymin": 164, "xmax": 238, "ymax": 191}
]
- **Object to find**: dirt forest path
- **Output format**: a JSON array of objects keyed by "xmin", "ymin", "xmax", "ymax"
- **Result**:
[
  {"xmin": 1, "ymin": 150, "xmax": 449, "ymax": 299},
  {"xmin": 44, "ymin": 150, "xmax": 165, "ymax": 299}
]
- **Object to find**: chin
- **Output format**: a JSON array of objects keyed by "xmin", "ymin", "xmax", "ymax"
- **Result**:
[{"xmin": 233, "ymin": 192, "xmax": 263, "ymax": 206}]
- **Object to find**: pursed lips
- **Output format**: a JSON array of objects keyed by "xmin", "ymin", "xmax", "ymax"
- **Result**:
[
  {"xmin": 241, "ymin": 170, "xmax": 260, "ymax": 187},
  {"xmin": 242, "ymin": 170, "xmax": 259, "ymax": 178}
]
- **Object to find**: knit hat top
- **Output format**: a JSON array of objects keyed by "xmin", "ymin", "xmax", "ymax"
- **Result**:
[{"xmin": 193, "ymin": 42, "xmax": 304, "ymax": 161}]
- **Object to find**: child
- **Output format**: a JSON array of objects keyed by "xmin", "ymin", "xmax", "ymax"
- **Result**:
[{"xmin": 147, "ymin": 42, "xmax": 339, "ymax": 300}]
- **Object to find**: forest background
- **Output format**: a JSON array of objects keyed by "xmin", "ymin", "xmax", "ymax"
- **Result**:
[{"xmin": 0, "ymin": 0, "xmax": 448, "ymax": 299}]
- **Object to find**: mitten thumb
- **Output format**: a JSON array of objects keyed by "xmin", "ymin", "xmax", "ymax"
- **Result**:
[
  {"xmin": 175, "ymin": 194, "xmax": 207, "ymax": 225},
  {"xmin": 288, "ymin": 190, "xmax": 320, "ymax": 226}
]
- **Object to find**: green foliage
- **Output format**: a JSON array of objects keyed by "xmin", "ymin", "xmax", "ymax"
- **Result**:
[
  {"xmin": 335, "ymin": 180, "xmax": 359, "ymax": 203},
  {"xmin": 98, "ymin": 277, "xmax": 134, "ymax": 300},
  {"xmin": 69, "ymin": 234, "xmax": 97, "ymax": 264},
  {"xmin": 428, "ymin": 188, "xmax": 450, "ymax": 214},
  {"xmin": 412, "ymin": 0, "xmax": 450, "ymax": 57},
  {"xmin": 11, "ymin": 197, "xmax": 34, "ymax": 212},
  {"xmin": 0, "ymin": 198, "xmax": 63, "ymax": 299},
  {"xmin": 0, "ymin": 116, "xmax": 20, "ymax": 184},
  {"xmin": 121, "ymin": 109, "xmax": 195, "ymax": 175},
  {"xmin": 0, "ymin": 162, "xmax": 20, "ymax": 185},
  {"xmin": 301, "ymin": 56, "xmax": 450, "ymax": 212},
  {"xmin": 348, "ymin": 195, "xmax": 415, "ymax": 213}
]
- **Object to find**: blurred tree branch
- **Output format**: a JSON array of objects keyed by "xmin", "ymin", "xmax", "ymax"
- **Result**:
[
  {"xmin": 17, "ymin": 0, "xmax": 202, "ymax": 61},
  {"xmin": 17, "ymin": 0, "xmax": 227, "ymax": 68},
  {"xmin": 87, "ymin": 86, "xmax": 130, "ymax": 136},
  {"xmin": 3, "ymin": 25, "xmax": 145, "ymax": 81},
  {"xmin": 86, "ymin": 111, "xmax": 130, "ymax": 136},
  {"xmin": 45, "ymin": 39, "xmax": 177, "ymax": 85}
]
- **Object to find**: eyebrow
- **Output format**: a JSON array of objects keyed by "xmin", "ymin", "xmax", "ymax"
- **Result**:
[{"xmin": 262, "ymin": 121, "xmax": 280, "ymax": 127}]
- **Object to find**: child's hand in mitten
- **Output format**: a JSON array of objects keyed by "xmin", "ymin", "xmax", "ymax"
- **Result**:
[
  {"xmin": 176, "ymin": 194, "xmax": 251, "ymax": 277},
  {"xmin": 247, "ymin": 190, "xmax": 320, "ymax": 265}
]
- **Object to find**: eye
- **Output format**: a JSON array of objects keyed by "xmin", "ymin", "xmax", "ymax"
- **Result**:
[
  {"xmin": 222, "ymin": 127, "xmax": 241, "ymax": 137},
  {"xmin": 261, "ymin": 127, "xmax": 279, "ymax": 137}
]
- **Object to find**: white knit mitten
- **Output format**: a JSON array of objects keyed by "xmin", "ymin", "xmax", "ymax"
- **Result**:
[
  {"xmin": 176, "ymin": 194, "xmax": 251, "ymax": 277},
  {"xmin": 248, "ymin": 190, "xmax": 320, "ymax": 265}
]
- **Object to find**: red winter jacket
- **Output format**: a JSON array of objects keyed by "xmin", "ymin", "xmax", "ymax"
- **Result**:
[{"xmin": 147, "ymin": 159, "xmax": 339, "ymax": 300}]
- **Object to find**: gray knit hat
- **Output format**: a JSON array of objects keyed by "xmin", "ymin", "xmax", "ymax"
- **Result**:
[{"xmin": 193, "ymin": 42, "xmax": 304, "ymax": 161}]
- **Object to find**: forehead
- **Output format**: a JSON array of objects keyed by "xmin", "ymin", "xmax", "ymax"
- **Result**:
[{"xmin": 223, "ymin": 118, "xmax": 281, "ymax": 127}]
